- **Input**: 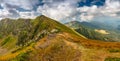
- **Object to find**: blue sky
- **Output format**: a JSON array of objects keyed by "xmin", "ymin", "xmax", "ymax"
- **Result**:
[
  {"xmin": 0, "ymin": 0, "xmax": 120, "ymax": 22},
  {"xmin": 78, "ymin": 0, "xmax": 105, "ymax": 7}
]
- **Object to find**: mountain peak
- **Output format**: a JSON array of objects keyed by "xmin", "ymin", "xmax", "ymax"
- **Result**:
[
  {"xmin": 36, "ymin": 15, "xmax": 49, "ymax": 19},
  {"xmin": 34, "ymin": 15, "xmax": 52, "ymax": 22},
  {"xmin": 40, "ymin": 15, "xmax": 47, "ymax": 17}
]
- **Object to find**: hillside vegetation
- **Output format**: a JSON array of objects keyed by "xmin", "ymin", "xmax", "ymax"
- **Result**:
[
  {"xmin": 0, "ymin": 15, "xmax": 120, "ymax": 61},
  {"xmin": 65, "ymin": 21, "xmax": 120, "ymax": 42}
]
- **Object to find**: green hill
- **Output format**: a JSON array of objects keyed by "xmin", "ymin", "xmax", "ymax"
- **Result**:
[
  {"xmin": 1, "ymin": 15, "xmax": 120, "ymax": 61},
  {"xmin": 65, "ymin": 21, "xmax": 120, "ymax": 42},
  {"xmin": 0, "ymin": 15, "xmax": 85, "ymax": 47}
]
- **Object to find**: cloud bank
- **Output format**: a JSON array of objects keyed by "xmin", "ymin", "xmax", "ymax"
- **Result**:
[{"xmin": 0, "ymin": 0, "xmax": 120, "ymax": 22}]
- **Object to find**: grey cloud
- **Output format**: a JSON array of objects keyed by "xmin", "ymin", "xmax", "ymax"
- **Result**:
[
  {"xmin": 1, "ymin": 3, "xmax": 19, "ymax": 9},
  {"xmin": 0, "ymin": 0, "xmax": 120, "ymax": 22},
  {"xmin": 1, "ymin": 0, "xmax": 40, "ymax": 10},
  {"xmin": 0, "ymin": 0, "xmax": 40, "ymax": 19}
]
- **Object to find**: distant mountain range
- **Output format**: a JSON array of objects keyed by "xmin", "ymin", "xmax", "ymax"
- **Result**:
[
  {"xmin": 65, "ymin": 21, "xmax": 120, "ymax": 42},
  {"xmin": 0, "ymin": 15, "xmax": 120, "ymax": 61}
]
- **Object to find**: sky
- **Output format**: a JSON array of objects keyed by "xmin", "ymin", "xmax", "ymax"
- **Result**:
[{"xmin": 0, "ymin": 0, "xmax": 120, "ymax": 22}]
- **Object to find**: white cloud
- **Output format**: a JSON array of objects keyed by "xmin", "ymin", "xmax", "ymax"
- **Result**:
[
  {"xmin": 37, "ymin": 0, "xmax": 79, "ymax": 20},
  {"xmin": 102, "ymin": 0, "xmax": 120, "ymax": 16},
  {"xmin": 80, "ymin": 13, "xmax": 94, "ymax": 21},
  {"xmin": 76, "ymin": 0, "xmax": 120, "ymax": 21},
  {"xmin": 0, "ymin": 0, "xmax": 40, "ymax": 19},
  {"xmin": 1, "ymin": 0, "xmax": 39, "ymax": 10},
  {"xmin": 19, "ymin": 11, "xmax": 39, "ymax": 19},
  {"xmin": 0, "ymin": 8, "xmax": 19, "ymax": 19},
  {"xmin": 0, "ymin": 9, "xmax": 10, "ymax": 17},
  {"xmin": 76, "ymin": 5, "xmax": 98, "ymax": 21},
  {"xmin": 37, "ymin": 0, "xmax": 120, "ymax": 21},
  {"xmin": 0, "ymin": 0, "xmax": 120, "ymax": 22}
]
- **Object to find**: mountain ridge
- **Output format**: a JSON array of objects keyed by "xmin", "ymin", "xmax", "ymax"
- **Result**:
[
  {"xmin": 65, "ymin": 21, "xmax": 120, "ymax": 42},
  {"xmin": 0, "ymin": 15, "xmax": 120, "ymax": 61}
]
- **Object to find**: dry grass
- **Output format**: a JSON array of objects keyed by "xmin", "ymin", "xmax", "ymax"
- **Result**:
[{"xmin": 1, "ymin": 32, "xmax": 120, "ymax": 61}]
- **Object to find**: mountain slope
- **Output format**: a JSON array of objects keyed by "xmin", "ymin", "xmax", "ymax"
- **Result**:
[
  {"xmin": 0, "ymin": 15, "xmax": 85, "ymax": 47},
  {"xmin": 31, "ymin": 15, "xmax": 86, "ymax": 39},
  {"xmin": 0, "ymin": 15, "xmax": 86, "ymax": 61},
  {"xmin": 0, "ymin": 16, "xmax": 120, "ymax": 61},
  {"xmin": 65, "ymin": 21, "xmax": 120, "ymax": 42}
]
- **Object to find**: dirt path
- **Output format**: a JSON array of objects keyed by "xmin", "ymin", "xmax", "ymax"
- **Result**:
[{"xmin": 0, "ymin": 47, "xmax": 7, "ymax": 55}]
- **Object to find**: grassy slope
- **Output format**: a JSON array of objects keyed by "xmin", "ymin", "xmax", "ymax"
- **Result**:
[
  {"xmin": 32, "ymin": 15, "xmax": 86, "ymax": 38},
  {"xmin": 0, "ymin": 15, "xmax": 86, "ymax": 61},
  {"xmin": 65, "ymin": 21, "xmax": 120, "ymax": 42},
  {"xmin": 1, "ymin": 32, "xmax": 120, "ymax": 61},
  {"xmin": 0, "ymin": 15, "xmax": 120, "ymax": 61},
  {"xmin": 0, "ymin": 35, "xmax": 17, "ymax": 50},
  {"xmin": 0, "ymin": 33, "xmax": 120, "ymax": 61}
]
